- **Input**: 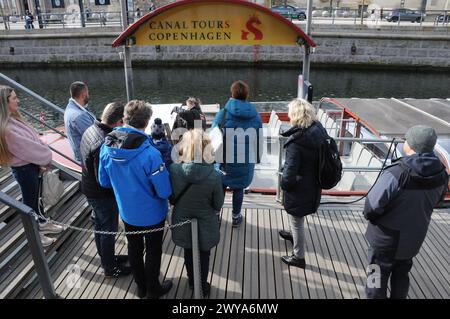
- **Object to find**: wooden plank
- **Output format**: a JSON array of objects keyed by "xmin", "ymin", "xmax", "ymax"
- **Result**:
[
  {"xmin": 87, "ymin": 236, "xmax": 129, "ymax": 299},
  {"xmin": 257, "ymin": 208, "xmax": 276, "ymax": 299},
  {"xmin": 242, "ymin": 207, "xmax": 253, "ymax": 298},
  {"xmin": 281, "ymin": 209, "xmax": 309, "ymax": 299},
  {"xmin": 0, "ymin": 182, "xmax": 80, "ymax": 263},
  {"xmin": 56, "ymin": 234, "xmax": 96, "ymax": 298},
  {"xmin": 209, "ymin": 207, "xmax": 231, "ymax": 299},
  {"xmin": 65, "ymin": 232, "xmax": 102, "ymax": 299},
  {"xmin": 213, "ymin": 206, "xmax": 232, "ymax": 299},
  {"xmin": 419, "ymin": 230, "xmax": 450, "ymax": 288},
  {"xmin": 316, "ymin": 209, "xmax": 357, "ymax": 299},
  {"xmin": 426, "ymin": 225, "xmax": 450, "ymax": 270},
  {"xmin": 0, "ymin": 194, "xmax": 89, "ymax": 298},
  {"xmin": 427, "ymin": 215, "xmax": 450, "ymax": 252},
  {"xmin": 258, "ymin": 209, "xmax": 269, "ymax": 299},
  {"xmin": 18, "ymin": 216, "xmax": 92, "ymax": 299},
  {"xmin": 270, "ymin": 209, "xmax": 293, "ymax": 299},
  {"xmin": 205, "ymin": 206, "xmax": 225, "ymax": 300},
  {"xmin": 242, "ymin": 208, "xmax": 259, "ymax": 298},
  {"xmin": 262, "ymin": 209, "xmax": 276, "ymax": 299},
  {"xmin": 423, "ymin": 222, "xmax": 450, "ymax": 270},
  {"xmin": 226, "ymin": 208, "xmax": 245, "ymax": 299},
  {"xmin": 161, "ymin": 240, "xmax": 184, "ymax": 299},
  {"xmin": 309, "ymin": 212, "xmax": 342, "ymax": 299},
  {"xmin": 302, "ymin": 214, "xmax": 326, "ymax": 298},
  {"xmin": 323, "ymin": 209, "xmax": 366, "ymax": 298},
  {"xmin": 105, "ymin": 238, "xmax": 135, "ymax": 300}
]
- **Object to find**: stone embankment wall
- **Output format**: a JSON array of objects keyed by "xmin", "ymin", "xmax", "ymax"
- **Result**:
[{"xmin": 1, "ymin": 25, "xmax": 449, "ymax": 68}]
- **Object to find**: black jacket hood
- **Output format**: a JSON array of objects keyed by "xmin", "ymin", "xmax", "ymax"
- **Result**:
[
  {"xmin": 401, "ymin": 153, "xmax": 448, "ymax": 190},
  {"xmin": 104, "ymin": 129, "xmax": 148, "ymax": 150}
]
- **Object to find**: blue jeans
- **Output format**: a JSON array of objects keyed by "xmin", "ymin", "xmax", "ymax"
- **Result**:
[
  {"xmin": 223, "ymin": 185, "xmax": 244, "ymax": 218},
  {"xmin": 87, "ymin": 197, "xmax": 119, "ymax": 273},
  {"xmin": 11, "ymin": 163, "xmax": 45, "ymax": 223}
]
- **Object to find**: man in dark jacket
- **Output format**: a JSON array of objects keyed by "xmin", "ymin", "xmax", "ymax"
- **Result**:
[
  {"xmin": 80, "ymin": 102, "xmax": 131, "ymax": 278},
  {"xmin": 364, "ymin": 125, "xmax": 448, "ymax": 299}
]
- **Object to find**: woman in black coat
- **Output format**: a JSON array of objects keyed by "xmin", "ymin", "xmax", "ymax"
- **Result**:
[{"xmin": 279, "ymin": 99, "xmax": 328, "ymax": 268}]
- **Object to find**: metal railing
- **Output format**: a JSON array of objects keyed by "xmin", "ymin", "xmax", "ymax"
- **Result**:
[
  {"xmin": 0, "ymin": 187, "xmax": 205, "ymax": 299},
  {"xmin": 0, "ymin": 191, "xmax": 57, "ymax": 299},
  {"xmin": 275, "ymin": 136, "xmax": 403, "ymax": 202},
  {"xmin": 1, "ymin": 7, "xmax": 449, "ymax": 30},
  {"xmin": 0, "ymin": 73, "xmax": 64, "ymax": 115}
]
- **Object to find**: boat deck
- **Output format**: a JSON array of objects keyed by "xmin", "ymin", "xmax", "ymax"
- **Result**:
[{"xmin": 17, "ymin": 195, "xmax": 450, "ymax": 299}]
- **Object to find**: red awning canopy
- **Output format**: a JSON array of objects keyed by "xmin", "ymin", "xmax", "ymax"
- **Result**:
[{"xmin": 112, "ymin": 0, "xmax": 316, "ymax": 48}]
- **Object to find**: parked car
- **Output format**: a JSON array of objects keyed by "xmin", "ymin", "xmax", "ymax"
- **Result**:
[
  {"xmin": 271, "ymin": 5, "xmax": 307, "ymax": 20},
  {"xmin": 385, "ymin": 8, "xmax": 424, "ymax": 22},
  {"xmin": 333, "ymin": 7, "xmax": 351, "ymax": 17},
  {"xmin": 435, "ymin": 14, "xmax": 450, "ymax": 23}
]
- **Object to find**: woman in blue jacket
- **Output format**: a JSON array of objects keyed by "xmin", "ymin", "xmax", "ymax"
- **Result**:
[{"xmin": 212, "ymin": 81, "xmax": 262, "ymax": 227}]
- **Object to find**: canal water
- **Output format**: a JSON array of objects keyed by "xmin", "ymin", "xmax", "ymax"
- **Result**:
[{"xmin": 1, "ymin": 66, "xmax": 449, "ymax": 127}]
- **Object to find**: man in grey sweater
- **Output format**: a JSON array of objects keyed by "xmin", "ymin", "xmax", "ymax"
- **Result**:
[{"xmin": 363, "ymin": 125, "xmax": 448, "ymax": 299}]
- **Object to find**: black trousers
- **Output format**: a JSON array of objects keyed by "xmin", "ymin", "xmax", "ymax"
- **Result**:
[
  {"xmin": 124, "ymin": 219, "xmax": 165, "ymax": 294},
  {"xmin": 366, "ymin": 247, "xmax": 413, "ymax": 299},
  {"xmin": 184, "ymin": 248, "xmax": 210, "ymax": 287}
]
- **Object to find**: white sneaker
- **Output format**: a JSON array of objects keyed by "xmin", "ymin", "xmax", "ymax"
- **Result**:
[
  {"xmin": 39, "ymin": 233, "xmax": 55, "ymax": 247},
  {"xmin": 39, "ymin": 221, "xmax": 65, "ymax": 234}
]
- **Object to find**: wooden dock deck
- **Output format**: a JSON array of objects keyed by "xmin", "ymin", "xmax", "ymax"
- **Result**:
[{"xmin": 17, "ymin": 195, "xmax": 450, "ymax": 299}]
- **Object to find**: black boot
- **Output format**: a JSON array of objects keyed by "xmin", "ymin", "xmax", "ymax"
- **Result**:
[
  {"xmin": 281, "ymin": 255, "xmax": 306, "ymax": 269},
  {"xmin": 279, "ymin": 230, "xmax": 293, "ymax": 243}
]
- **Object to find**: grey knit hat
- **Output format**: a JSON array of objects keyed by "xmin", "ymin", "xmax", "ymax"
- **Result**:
[{"xmin": 405, "ymin": 125, "xmax": 437, "ymax": 154}]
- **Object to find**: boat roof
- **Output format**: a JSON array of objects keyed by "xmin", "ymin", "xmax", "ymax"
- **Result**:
[{"xmin": 328, "ymin": 98, "xmax": 450, "ymax": 137}]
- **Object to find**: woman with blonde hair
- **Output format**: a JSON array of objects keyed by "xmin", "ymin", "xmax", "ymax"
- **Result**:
[
  {"xmin": 0, "ymin": 86, "xmax": 63, "ymax": 247},
  {"xmin": 169, "ymin": 128, "xmax": 224, "ymax": 297},
  {"xmin": 279, "ymin": 98, "xmax": 328, "ymax": 269}
]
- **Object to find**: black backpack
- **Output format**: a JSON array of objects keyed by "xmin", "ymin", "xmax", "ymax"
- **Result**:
[{"xmin": 317, "ymin": 132, "xmax": 343, "ymax": 190}]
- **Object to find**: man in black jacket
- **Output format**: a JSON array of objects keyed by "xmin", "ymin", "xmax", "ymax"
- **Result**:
[
  {"xmin": 80, "ymin": 102, "xmax": 131, "ymax": 278},
  {"xmin": 364, "ymin": 125, "xmax": 448, "ymax": 299}
]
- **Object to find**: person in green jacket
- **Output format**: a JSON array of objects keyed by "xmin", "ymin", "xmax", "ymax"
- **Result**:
[{"xmin": 169, "ymin": 128, "xmax": 224, "ymax": 297}]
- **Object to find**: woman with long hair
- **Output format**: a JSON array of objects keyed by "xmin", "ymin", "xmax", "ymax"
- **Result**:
[
  {"xmin": 169, "ymin": 128, "xmax": 224, "ymax": 297},
  {"xmin": 0, "ymin": 85, "xmax": 63, "ymax": 247},
  {"xmin": 279, "ymin": 98, "xmax": 328, "ymax": 268}
]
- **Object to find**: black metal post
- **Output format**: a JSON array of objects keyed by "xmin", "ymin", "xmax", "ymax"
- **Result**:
[
  {"xmin": 190, "ymin": 219, "xmax": 202, "ymax": 299},
  {"xmin": 78, "ymin": 0, "xmax": 85, "ymax": 27},
  {"xmin": 34, "ymin": 0, "xmax": 43, "ymax": 28}
]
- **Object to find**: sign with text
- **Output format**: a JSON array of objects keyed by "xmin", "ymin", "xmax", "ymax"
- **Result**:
[{"xmin": 113, "ymin": 0, "xmax": 315, "ymax": 47}]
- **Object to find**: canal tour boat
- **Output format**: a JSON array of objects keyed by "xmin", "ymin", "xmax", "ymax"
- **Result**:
[
  {"xmin": 0, "ymin": 95, "xmax": 448, "ymax": 300},
  {"xmin": 38, "ymin": 97, "xmax": 450, "ymax": 199}
]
